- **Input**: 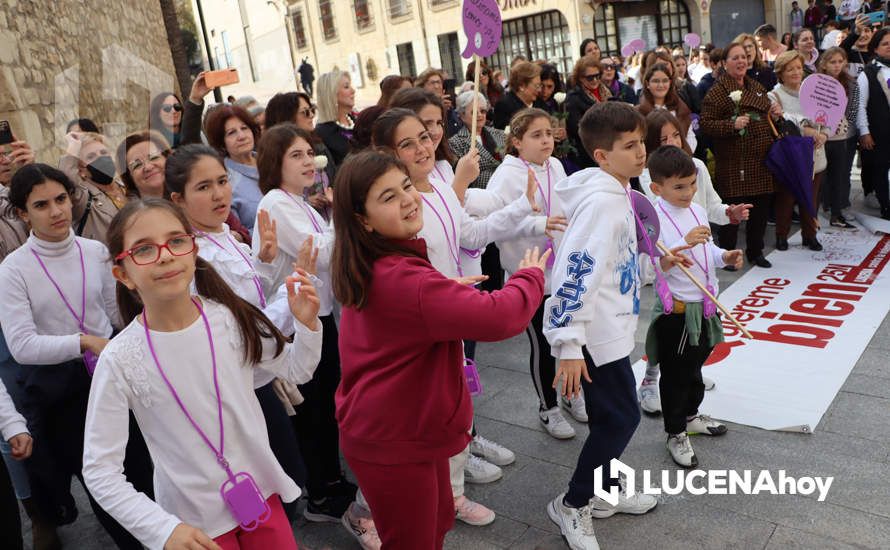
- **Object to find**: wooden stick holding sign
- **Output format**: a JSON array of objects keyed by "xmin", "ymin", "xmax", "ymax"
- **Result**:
[
  {"xmin": 655, "ymin": 241, "xmax": 754, "ymax": 339},
  {"xmin": 460, "ymin": 0, "xmax": 502, "ymax": 154}
]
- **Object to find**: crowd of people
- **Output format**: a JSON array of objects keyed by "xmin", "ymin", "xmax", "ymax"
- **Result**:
[{"xmin": 0, "ymin": 7, "xmax": 887, "ymax": 550}]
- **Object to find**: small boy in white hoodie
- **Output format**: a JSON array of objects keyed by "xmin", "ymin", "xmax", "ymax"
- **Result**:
[
  {"xmin": 644, "ymin": 146, "xmax": 743, "ymax": 468},
  {"xmin": 0, "ymin": 378, "xmax": 32, "ymax": 548},
  {"xmin": 543, "ymin": 102, "xmax": 691, "ymax": 550}
]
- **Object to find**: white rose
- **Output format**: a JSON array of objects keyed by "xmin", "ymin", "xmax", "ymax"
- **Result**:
[
  {"xmin": 504, "ymin": 125, "xmax": 511, "ymax": 135},
  {"xmin": 314, "ymin": 155, "xmax": 328, "ymax": 170},
  {"xmin": 728, "ymin": 90, "xmax": 743, "ymax": 103},
  {"xmin": 554, "ymin": 92, "xmax": 567, "ymax": 104}
]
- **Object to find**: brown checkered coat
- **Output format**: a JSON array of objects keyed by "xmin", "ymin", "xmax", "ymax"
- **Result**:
[{"xmin": 700, "ymin": 75, "xmax": 776, "ymax": 198}]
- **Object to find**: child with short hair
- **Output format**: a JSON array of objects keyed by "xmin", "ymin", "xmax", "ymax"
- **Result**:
[
  {"xmin": 544, "ymin": 102, "xmax": 690, "ymax": 550},
  {"xmin": 644, "ymin": 146, "xmax": 742, "ymax": 467}
]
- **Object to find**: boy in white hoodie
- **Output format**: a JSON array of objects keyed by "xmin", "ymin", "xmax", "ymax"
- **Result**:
[{"xmin": 543, "ymin": 102, "xmax": 691, "ymax": 550}]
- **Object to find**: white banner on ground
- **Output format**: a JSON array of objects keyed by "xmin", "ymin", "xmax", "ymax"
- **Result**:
[{"xmin": 633, "ymin": 228, "xmax": 890, "ymax": 433}]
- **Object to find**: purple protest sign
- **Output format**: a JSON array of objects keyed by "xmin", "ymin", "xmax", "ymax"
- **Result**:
[
  {"xmin": 799, "ymin": 73, "xmax": 848, "ymax": 133},
  {"xmin": 461, "ymin": 0, "xmax": 502, "ymax": 59},
  {"xmin": 620, "ymin": 38, "xmax": 646, "ymax": 58},
  {"xmin": 684, "ymin": 33, "xmax": 701, "ymax": 49},
  {"xmin": 630, "ymin": 190, "xmax": 661, "ymax": 256}
]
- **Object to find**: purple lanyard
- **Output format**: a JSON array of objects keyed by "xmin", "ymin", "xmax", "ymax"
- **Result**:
[
  {"xmin": 197, "ymin": 231, "xmax": 266, "ymax": 308},
  {"xmin": 282, "ymin": 190, "xmax": 323, "ymax": 233},
  {"xmin": 656, "ymin": 202, "xmax": 710, "ymax": 287},
  {"xmin": 421, "ymin": 183, "xmax": 464, "ymax": 276},
  {"xmin": 519, "ymin": 159, "xmax": 552, "ymax": 216},
  {"xmin": 31, "ymin": 240, "xmax": 87, "ymax": 333},
  {"xmin": 431, "ymin": 165, "xmax": 448, "ymax": 186},
  {"xmin": 143, "ymin": 299, "xmax": 237, "ymax": 481}
]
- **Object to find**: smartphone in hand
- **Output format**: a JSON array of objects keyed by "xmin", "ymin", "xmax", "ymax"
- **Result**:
[{"xmin": 0, "ymin": 121, "xmax": 13, "ymax": 146}]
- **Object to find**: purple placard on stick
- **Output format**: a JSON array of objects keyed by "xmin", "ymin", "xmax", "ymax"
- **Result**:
[
  {"xmin": 799, "ymin": 74, "xmax": 848, "ymax": 133},
  {"xmin": 461, "ymin": 0, "xmax": 502, "ymax": 59},
  {"xmin": 620, "ymin": 38, "xmax": 646, "ymax": 58},
  {"xmin": 684, "ymin": 33, "xmax": 701, "ymax": 48},
  {"xmin": 630, "ymin": 190, "xmax": 661, "ymax": 256}
]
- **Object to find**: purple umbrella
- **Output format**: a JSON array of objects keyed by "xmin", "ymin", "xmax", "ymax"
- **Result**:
[{"xmin": 764, "ymin": 119, "xmax": 817, "ymax": 218}]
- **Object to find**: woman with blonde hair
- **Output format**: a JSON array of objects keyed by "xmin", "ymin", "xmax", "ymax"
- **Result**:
[
  {"xmin": 315, "ymin": 70, "xmax": 357, "ymax": 166},
  {"xmin": 734, "ymin": 32, "xmax": 778, "ymax": 92}
]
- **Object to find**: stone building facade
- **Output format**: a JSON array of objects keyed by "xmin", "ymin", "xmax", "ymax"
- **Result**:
[{"xmin": 0, "ymin": 0, "xmax": 177, "ymax": 161}]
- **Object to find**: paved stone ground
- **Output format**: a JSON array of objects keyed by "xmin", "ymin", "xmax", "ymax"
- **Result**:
[{"xmin": 23, "ymin": 189, "xmax": 890, "ymax": 550}]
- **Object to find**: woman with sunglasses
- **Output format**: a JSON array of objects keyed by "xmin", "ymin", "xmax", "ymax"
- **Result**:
[
  {"xmin": 265, "ymin": 92, "xmax": 338, "ymax": 221},
  {"xmin": 564, "ymin": 55, "xmax": 611, "ymax": 171},
  {"xmin": 148, "ymin": 92, "xmax": 184, "ymax": 149},
  {"xmin": 601, "ymin": 57, "xmax": 637, "ymax": 104}
]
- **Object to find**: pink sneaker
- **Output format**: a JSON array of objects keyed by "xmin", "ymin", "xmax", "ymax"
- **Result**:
[
  {"xmin": 341, "ymin": 503, "xmax": 381, "ymax": 550},
  {"xmin": 454, "ymin": 495, "xmax": 496, "ymax": 526}
]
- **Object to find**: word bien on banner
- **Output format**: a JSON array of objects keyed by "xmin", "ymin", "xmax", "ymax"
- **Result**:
[{"xmin": 633, "ymin": 229, "xmax": 890, "ymax": 432}]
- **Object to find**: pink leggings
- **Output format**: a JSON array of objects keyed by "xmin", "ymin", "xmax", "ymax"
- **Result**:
[{"xmin": 213, "ymin": 496, "xmax": 298, "ymax": 550}]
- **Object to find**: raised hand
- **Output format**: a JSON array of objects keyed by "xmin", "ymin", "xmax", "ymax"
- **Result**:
[
  {"xmin": 65, "ymin": 131, "xmax": 84, "ymax": 158},
  {"xmin": 684, "ymin": 225, "xmax": 711, "ymax": 246},
  {"xmin": 286, "ymin": 269, "xmax": 321, "ymax": 331},
  {"xmin": 188, "ymin": 72, "xmax": 214, "ymax": 104},
  {"xmin": 6, "ymin": 141, "xmax": 34, "ymax": 167},
  {"xmin": 453, "ymin": 148, "xmax": 481, "ymax": 202},
  {"xmin": 255, "ymin": 209, "xmax": 278, "ymax": 264},
  {"xmin": 553, "ymin": 359, "xmax": 591, "ymax": 399},
  {"xmin": 722, "ymin": 249, "xmax": 744, "ymax": 270},
  {"xmin": 519, "ymin": 246, "xmax": 552, "ymax": 272},
  {"xmin": 545, "ymin": 215, "xmax": 568, "ymax": 239},
  {"xmin": 525, "ymin": 168, "xmax": 541, "ymax": 212},
  {"xmin": 294, "ymin": 235, "xmax": 318, "ymax": 275},
  {"xmin": 727, "ymin": 203, "xmax": 752, "ymax": 224},
  {"xmin": 164, "ymin": 523, "xmax": 221, "ymax": 550}
]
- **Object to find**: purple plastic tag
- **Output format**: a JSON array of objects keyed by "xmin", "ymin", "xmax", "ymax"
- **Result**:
[
  {"xmin": 656, "ymin": 274, "xmax": 674, "ymax": 314},
  {"xmin": 220, "ymin": 472, "xmax": 271, "ymax": 531},
  {"xmin": 464, "ymin": 358, "xmax": 483, "ymax": 396},
  {"xmin": 704, "ymin": 284, "xmax": 717, "ymax": 318},
  {"xmin": 629, "ymin": 191, "xmax": 662, "ymax": 257},
  {"xmin": 545, "ymin": 238, "xmax": 555, "ymax": 269},
  {"xmin": 83, "ymin": 350, "xmax": 98, "ymax": 375}
]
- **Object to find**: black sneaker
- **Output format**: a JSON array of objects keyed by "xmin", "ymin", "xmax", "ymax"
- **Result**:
[
  {"xmin": 830, "ymin": 216, "xmax": 855, "ymax": 229},
  {"xmin": 325, "ymin": 478, "xmax": 358, "ymax": 499},
  {"xmin": 803, "ymin": 237, "xmax": 823, "ymax": 251},
  {"xmin": 775, "ymin": 237, "xmax": 788, "ymax": 251},
  {"xmin": 752, "ymin": 255, "xmax": 772, "ymax": 268},
  {"xmin": 304, "ymin": 494, "xmax": 354, "ymax": 523}
]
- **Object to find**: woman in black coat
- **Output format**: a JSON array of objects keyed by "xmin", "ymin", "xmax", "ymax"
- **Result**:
[{"xmin": 492, "ymin": 61, "xmax": 542, "ymax": 129}]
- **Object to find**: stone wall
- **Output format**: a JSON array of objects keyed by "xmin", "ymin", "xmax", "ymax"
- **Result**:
[{"xmin": 0, "ymin": 0, "xmax": 177, "ymax": 161}]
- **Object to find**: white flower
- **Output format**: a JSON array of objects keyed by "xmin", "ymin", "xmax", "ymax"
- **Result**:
[
  {"xmin": 314, "ymin": 155, "xmax": 328, "ymax": 170},
  {"xmin": 554, "ymin": 92, "xmax": 567, "ymax": 104},
  {"xmin": 504, "ymin": 125, "xmax": 511, "ymax": 135},
  {"xmin": 729, "ymin": 90, "xmax": 743, "ymax": 104}
]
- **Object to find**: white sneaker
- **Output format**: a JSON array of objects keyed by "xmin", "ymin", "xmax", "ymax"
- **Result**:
[
  {"xmin": 539, "ymin": 406, "xmax": 576, "ymax": 439},
  {"xmin": 341, "ymin": 502, "xmax": 381, "ymax": 550},
  {"xmin": 547, "ymin": 493, "xmax": 600, "ymax": 550},
  {"xmin": 470, "ymin": 435, "xmax": 515, "ymax": 466},
  {"xmin": 560, "ymin": 394, "xmax": 588, "ymax": 422},
  {"xmin": 686, "ymin": 414, "xmax": 727, "ymax": 436},
  {"xmin": 638, "ymin": 380, "xmax": 661, "ymax": 414},
  {"xmin": 464, "ymin": 454, "xmax": 503, "ymax": 484},
  {"xmin": 591, "ymin": 479, "xmax": 658, "ymax": 518},
  {"xmin": 666, "ymin": 432, "xmax": 698, "ymax": 468},
  {"xmin": 703, "ymin": 376, "xmax": 716, "ymax": 391},
  {"xmin": 454, "ymin": 495, "xmax": 496, "ymax": 526}
]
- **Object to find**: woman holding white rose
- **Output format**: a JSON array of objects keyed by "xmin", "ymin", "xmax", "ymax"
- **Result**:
[
  {"xmin": 449, "ymin": 91, "xmax": 507, "ymax": 190},
  {"xmin": 701, "ymin": 41, "xmax": 782, "ymax": 269}
]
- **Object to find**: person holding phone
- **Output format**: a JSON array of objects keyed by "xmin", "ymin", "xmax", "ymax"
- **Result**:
[
  {"xmin": 0, "ymin": 133, "xmax": 34, "ymax": 261},
  {"xmin": 417, "ymin": 68, "xmax": 463, "ymax": 138}
]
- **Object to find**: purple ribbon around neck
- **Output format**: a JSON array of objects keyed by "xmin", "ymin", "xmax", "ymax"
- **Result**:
[
  {"xmin": 520, "ymin": 159, "xmax": 556, "ymax": 269},
  {"xmin": 624, "ymin": 187, "xmax": 674, "ymax": 313},
  {"xmin": 143, "ymin": 298, "xmax": 271, "ymax": 530},
  {"xmin": 656, "ymin": 202, "xmax": 717, "ymax": 318},
  {"xmin": 421, "ymin": 183, "xmax": 464, "ymax": 277},
  {"xmin": 282, "ymin": 189, "xmax": 323, "ymax": 233},
  {"xmin": 31, "ymin": 240, "xmax": 98, "ymax": 374},
  {"xmin": 197, "ymin": 231, "xmax": 267, "ymax": 309}
]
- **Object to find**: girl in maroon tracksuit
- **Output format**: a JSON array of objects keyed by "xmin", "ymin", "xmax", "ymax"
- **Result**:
[{"xmin": 330, "ymin": 151, "xmax": 546, "ymax": 548}]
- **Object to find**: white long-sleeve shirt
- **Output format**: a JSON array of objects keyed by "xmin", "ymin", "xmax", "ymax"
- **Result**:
[
  {"xmin": 639, "ymin": 158, "xmax": 730, "ymax": 225},
  {"xmin": 654, "ymin": 199, "xmax": 726, "ymax": 303},
  {"xmin": 466, "ymin": 155, "xmax": 561, "ymax": 291},
  {"xmin": 419, "ymin": 176, "xmax": 537, "ymax": 279},
  {"xmin": 857, "ymin": 62, "xmax": 890, "ymax": 137},
  {"xmin": 0, "ymin": 230, "xmax": 118, "ymax": 365},
  {"xmin": 253, "ymin": 189, "xmax": 335, "ymax": 316},
  {"xmin": 0, "ymin": 378, "xmax": 27, "ymax": 440},
  {"xmin": 82, "ymin": 299, "xmax": 322, "ymax": 550}
]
